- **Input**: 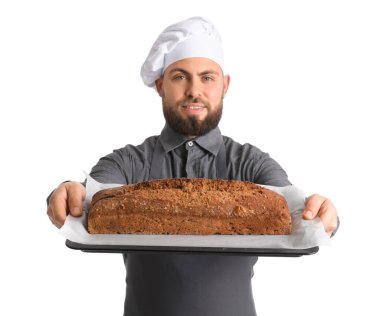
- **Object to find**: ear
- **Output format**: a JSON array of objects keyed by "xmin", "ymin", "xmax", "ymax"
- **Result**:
[
  {"xmin": 155, "ymin": 76, "xmax": 164, "ymax": 97},
  {"xmin": 222, "ymin": 74, "xmax": 230, "ymax": 97}
]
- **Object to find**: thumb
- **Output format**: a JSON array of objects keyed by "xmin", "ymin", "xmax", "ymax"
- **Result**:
[
  {"xmin": 303, "ymin": 194, "xmax": 325, "ymax": 220},
  {"xmin": 66, "ymin": 182, "xmax": 86, "ymax": 217},
  {"xmin": 303, "ymin": 208, "xmax": 315, "ymax": 220}
]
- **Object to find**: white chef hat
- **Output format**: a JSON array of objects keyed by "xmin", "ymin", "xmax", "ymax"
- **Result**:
[{"xmin": 140, "ymin": 16, "xmax": 224, "ymax": 88}]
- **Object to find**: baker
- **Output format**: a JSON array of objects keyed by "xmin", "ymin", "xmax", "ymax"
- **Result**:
[{"xmin": 47, "ymin": 16, "xmax": 339, "ymax": 316}]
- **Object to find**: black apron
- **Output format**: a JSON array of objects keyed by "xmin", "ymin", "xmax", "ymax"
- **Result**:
[{"xmin": 123, "ymin": 137, "xmax": 257, "ymax": 316}]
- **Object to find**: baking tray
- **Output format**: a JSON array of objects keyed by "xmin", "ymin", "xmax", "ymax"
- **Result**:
[{"xmin": 65, "ymin": 239, "xmax": 319, "ymax": 257}]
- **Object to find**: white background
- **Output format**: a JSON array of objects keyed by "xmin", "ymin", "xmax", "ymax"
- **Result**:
[{"xmin": 1, "ymin": 1, "xmax": 379, "ymax": 315}]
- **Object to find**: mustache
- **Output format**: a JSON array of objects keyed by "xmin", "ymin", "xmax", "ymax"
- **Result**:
[{"xmin": 178, "ymin": 98, "xmax": 210, "ymax": 108}]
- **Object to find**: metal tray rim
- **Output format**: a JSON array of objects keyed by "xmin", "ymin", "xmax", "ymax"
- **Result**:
[{"xmin": 65, "ymin": 239, "xmax": 319, "ymax": 257}]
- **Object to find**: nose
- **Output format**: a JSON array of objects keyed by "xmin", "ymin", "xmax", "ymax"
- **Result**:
[{"xmin": 185, "ymin": 78, "xmax": 202, "ymax": 98}]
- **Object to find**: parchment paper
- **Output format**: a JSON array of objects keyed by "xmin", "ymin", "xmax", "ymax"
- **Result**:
[{"xmin": 59, "ymin": 175, "xmax": 331, "ymax": 249}]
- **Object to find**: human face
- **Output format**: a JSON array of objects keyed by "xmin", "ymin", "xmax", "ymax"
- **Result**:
[{"xmin": 155, "ymin": 57, "xmax": 230, "ymax": 138}]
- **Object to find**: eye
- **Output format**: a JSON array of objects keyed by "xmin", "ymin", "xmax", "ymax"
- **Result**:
[
  {"xmin": 203, "ymin": 75, "xmax": 214, "ymax": 82},
  {"xmin": 173, "ymin": 74, "xmax": 186, "ymax": 80}
]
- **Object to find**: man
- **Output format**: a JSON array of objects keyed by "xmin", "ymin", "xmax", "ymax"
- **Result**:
[{"xmin": 47, "ymin": 17, "xmax": 338, "ymax": 316}]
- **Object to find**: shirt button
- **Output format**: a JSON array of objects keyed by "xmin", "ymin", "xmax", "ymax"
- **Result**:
[{"xmin": 188, "ymin": 141, "xmax": 194, "ymax": 147}]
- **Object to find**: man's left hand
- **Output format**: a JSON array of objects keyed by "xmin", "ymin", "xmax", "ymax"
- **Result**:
[{"xmin": 303, "ymin": 194, "xmax": 338, "ymax": 236}]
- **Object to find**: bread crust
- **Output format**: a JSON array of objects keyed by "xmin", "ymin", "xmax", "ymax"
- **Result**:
[{"xmin": 88, "ymin": 178, "xmax": 292, "ymax": 235}]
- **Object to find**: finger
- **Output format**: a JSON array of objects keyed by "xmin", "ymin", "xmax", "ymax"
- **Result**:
[
  {"xmin": 303, "ymin": 194, "xmax": 326, "ymax": 220},
  {"xmin": 318, "ymin": 200, "xmax": 338, "ymax": 235},
  {"xmin": 67, "ymin": 183, "xmax": 86, "ymax": 217},
  {"xmin": 47, "ymin": 205, "xmax": 56, "ymax": 226},
  {"xmin": 49, "ymin": 186, "xmax": 69, "ymax": 228}
]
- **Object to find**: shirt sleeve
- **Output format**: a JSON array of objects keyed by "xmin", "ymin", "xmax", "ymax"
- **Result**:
[
  {"xmin": 90, "ymin": 152, "xmax": 129, "ymax": 184},
  {"xmin": 89, "ymin": 140, "xmax": 154, "ymax": 185},
  {"xmin": 252, "ymin": 151, "xmax": 291, "ymax": 187},
  {"xmin": 234, "ymin": 142, "xmax": 291, "ymax": 187}
]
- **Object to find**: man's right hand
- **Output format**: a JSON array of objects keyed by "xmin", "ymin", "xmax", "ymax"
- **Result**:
[{"xmin": 47, "ymin": 181, "xmax": 86, "ymax": 228}]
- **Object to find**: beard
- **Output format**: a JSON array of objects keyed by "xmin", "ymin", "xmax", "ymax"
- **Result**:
[{"xmin": 162, "ymin": 97, "xmax": 223, "ymax": 137}]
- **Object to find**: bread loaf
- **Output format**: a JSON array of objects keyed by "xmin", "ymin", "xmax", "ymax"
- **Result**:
[{"xmin": 87, "ymin": 178, "xmax": 292, "ymax": 235}]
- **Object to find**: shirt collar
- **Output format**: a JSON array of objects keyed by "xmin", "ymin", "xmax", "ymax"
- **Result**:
[
  {"xmin": 159, "ymin": 123, "xmax": 223, "ymax": 156},
  {"xmin": 159, "ymin": 123, "xmax": 188, "ymax": 153},
  {"xmin": 194, "ymin": 125, "xmax": 223, "ymax": 156}
]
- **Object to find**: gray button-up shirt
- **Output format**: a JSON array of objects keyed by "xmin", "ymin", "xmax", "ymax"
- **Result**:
[
  {"xmin": 90, "ymin": 124, "xmax": 290, "ymax": 186},
  {"xmin": 89, "ymin": 124, "xmax": 290, "ymax": 316}
]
